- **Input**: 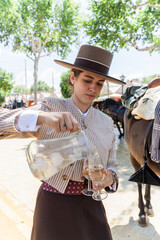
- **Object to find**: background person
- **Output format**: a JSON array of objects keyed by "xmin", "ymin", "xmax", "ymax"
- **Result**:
[{"xmin": 12, "ymin": 97, "xmax": 17, "ymax": 109}]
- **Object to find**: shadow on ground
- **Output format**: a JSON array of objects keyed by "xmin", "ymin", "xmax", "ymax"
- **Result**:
[{"xmin": 111, "ymin": 217, "xmax": 160, "ymax": 240}]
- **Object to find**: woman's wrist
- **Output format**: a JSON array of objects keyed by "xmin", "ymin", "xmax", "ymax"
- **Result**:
[
  {"xmin": 105, "ymin": 170, "xmax": 118, "ymax": 193},
  {"xmin": 37, "ymin": 112, "xmax": 46, "ymax": 125},
  {"xmin": 110, "ymin": 170, "xmax": 117, "ymax": 184},
  {"xmin": 105, "ymin": 170, "xmax": 114, "ymax": 185},
  {"xmin": 106, "ymin": 170, "xmax": 118, "ymax": 186}
]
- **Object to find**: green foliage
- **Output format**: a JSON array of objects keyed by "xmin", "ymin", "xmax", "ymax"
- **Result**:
[
  {"xmin": 60, "ymin": 70, "xmax": 72, "ymax": 98},
  {"xmin": 84, "ymin": 0, "xmax": 160, "ymax": 53},
  {"xmin": 0, "ymin": 91, "xmax": 5, "ymax": 104},
  {"xmin": 13, "ymin": 85, "xmax": 27, "ymax": 94},
  {"xmin": 30, "ymin": 80, "xmax": 52, "ymax": 92},
  {"xmin": 141, "ymin": 74, "xmax": 160, "ymax": 84},
  {"xmin": 0, "ymin": 0, "xmax": 81, "ymax": 58},
  {"xmin": 0, "ymin": 0, "xmax": 81, "ymax": 103},
  {"xmin": 0, "ymin": 68, "xmax": 14, "ymax": 93}
]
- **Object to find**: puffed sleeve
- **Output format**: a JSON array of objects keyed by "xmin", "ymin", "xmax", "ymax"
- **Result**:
[{"xmin": 0, "ymin": 103, "xmax": 43, "ymax": 139}]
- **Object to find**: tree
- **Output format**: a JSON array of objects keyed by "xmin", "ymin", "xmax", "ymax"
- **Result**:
[
  {"xmin": 13, "ymin": 85, "xmax": 27, "ymax": 94},
  {"xmin": 0, "ymin": 91, "xmax": 5, "ymax": 105},
  {"xmin": 0, "ymin": 69, "xmax": 13, "ymax": 93},
  {"xmin": 142, "ymin": 74, "xmax": 160, "ymax": 84},
  {"xmin": 84, "ymin": 0, "xmax": 160, "ymax": 53},
  {"xmin": 0, "ymin": 68, "xmax": 13, "ymax": 105},
  {"xmin": 30, "ymin": 80, "xmax": 52, "ymax": 92},
  {"xmin": 0, "ymin": 0, "xmax": 81, "ymax": 104},
  {"xmin": 60, "ymin": 70, "xmax": 72, "ymax": 98}
]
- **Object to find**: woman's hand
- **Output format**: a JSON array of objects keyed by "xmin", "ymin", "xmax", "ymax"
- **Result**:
[
  {"xmin": 37, "ymin": 111, "xmax": 80, "ymax": 133},
  {"xmin": 92, "ymin": 169, "xmax": 114, "ymax": 191}
]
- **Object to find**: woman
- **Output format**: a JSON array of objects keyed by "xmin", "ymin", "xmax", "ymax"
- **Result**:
[{"xmin": 0, "ymin": 45, "xmax": 125, "ymax": 240}]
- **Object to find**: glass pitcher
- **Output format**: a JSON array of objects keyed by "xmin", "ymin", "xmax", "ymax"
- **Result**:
[{"xmin": 25, "ymin": 130, "xmax": 91, "ymax": 181}]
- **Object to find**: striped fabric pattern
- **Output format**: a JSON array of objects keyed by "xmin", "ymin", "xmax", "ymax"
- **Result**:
[
  {"xmin": 0, "ymin": 97, "xmax": 118, "ymax": 193},
  {"xmin": 150, "ymin": 100, "xmax": 160, "ymax": 163},
  {"xmin": 0, "ymin": 108, "xmax": 22, "ymax": 134}
]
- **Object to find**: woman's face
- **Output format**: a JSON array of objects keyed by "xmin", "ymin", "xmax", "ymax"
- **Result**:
[{"xmin": 71, "ymin": 70, "xmax": 105, "ymax": 112}]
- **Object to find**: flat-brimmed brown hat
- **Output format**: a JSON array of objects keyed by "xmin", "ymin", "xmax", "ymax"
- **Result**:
[{"xmin": 54, "ymin": 44, "xmax": 125, "ymax": 85}]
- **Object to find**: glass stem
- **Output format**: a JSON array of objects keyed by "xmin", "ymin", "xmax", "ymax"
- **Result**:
[
  {"xmin": 93, "ymin": 189, "xmax": 102, "ymax": 201},
  {"xmin": 97, "ymin": 190, "xmax": 101, "ymax": 195},
  {"xmin": 88, "ymin": 179, "xmax": 92, "ymax": 191}
]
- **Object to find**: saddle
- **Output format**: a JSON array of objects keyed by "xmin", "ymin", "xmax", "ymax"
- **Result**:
[
  {"xmin": 132, "ymin": 86, "xmax": 160, "ymax": 120},
  {"xmin": 122, "ymin": 77, "xmax": 160, "ymax": 120},
  {"xmin": 148, "ymin": 77, "xmax": 160, "ymax": 88},
  {"xmin": 121, "ymin": 85, "xmax": 147, "ymax": 110}
]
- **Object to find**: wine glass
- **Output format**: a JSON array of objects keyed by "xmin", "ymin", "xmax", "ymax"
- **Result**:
[
  {"xmin": 81, "ymin": 157, "xmax": 93, "ymax": 196},
  {"xmin": 88, "ymin": 150, "xmax": 108, "ymax": 201}
]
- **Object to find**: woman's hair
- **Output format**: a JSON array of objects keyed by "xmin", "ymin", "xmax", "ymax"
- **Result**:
[
  {"xmin": 71, "ymin": 68, "xmax": 83, "ymax": 77},
  {"xmin": 69, "ymin": 68, "xmax": 83, "ymax": 87}
]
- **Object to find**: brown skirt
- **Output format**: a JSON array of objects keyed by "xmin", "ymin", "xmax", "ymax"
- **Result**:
[{"xmin": 31, "ymin": 185, "xmax": 113, "ymax": 240}]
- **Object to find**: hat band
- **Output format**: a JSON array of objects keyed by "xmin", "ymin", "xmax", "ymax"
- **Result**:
[{"xmin": 74, "ymin": 58, "xmax": 109, "ymax": 76}]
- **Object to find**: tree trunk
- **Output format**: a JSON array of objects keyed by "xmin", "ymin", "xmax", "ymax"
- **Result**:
[{"xmin": 33, "ymin": 58, "xmax": 38, "ymax": 105}]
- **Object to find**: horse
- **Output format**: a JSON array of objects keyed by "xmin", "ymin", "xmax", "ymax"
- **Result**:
[
  {"xmin": 124, "ymin": 104, "xmax": 160, "ymax": 227},
  {"xmin": 99, "ymin": 98, "xmax": 126, "ymax": 138},
  {"xmin": 123, "ymin": 77, "xmax": 160, "ymax": 227}
]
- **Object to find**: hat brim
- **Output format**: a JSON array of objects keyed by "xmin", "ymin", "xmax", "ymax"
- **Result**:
[{"xmin": 54, "ymin": 60, "xmax": 125, "ymax": 85}]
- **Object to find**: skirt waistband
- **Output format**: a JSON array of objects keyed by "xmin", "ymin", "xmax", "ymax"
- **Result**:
[{"xmin": 42, "ymin": 179, "xmax": 88, "ymax": 195}]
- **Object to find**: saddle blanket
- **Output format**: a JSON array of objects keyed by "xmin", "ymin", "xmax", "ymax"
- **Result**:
[
  {"xmin": 150, "ymin": 100, "xmax": 160, "ymax": 163},
  {"xmin": 132, "ymin": 86, "xmax": 160, "ymax": 120}
]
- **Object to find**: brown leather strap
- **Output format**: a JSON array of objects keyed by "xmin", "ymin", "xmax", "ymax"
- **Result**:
[{"xmin": 143, "ymin": 120, "xmax": 154, "ymax": 163}]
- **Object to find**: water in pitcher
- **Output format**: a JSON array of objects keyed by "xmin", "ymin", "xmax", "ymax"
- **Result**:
[{"xmin": 26, "ymin": 130, "xmax": 92, "ymax": 180}]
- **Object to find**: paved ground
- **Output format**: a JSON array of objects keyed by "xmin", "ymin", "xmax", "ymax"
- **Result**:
[{"xmin": 0, "ymin": 131, "xmax": 160, "ymax": 240}]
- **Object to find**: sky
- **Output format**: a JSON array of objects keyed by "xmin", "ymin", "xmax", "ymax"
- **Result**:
[{"xmin": 0, "ymin": 44, "xmax": 160, "ymax": 93}]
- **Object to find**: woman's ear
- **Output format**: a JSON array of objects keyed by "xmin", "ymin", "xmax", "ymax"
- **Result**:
[{"xmin": 70, "ymin": 71, "xmax": 75, "ymax": 85}]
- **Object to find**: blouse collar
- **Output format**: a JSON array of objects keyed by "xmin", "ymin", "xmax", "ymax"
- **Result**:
[{"xmin": 65, "ymin": 97, "xmax": 94, "ymax": 125}]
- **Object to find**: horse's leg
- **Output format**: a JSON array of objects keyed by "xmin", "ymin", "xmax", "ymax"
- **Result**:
[
  {"xmin": 130, "ymin": 154, "xmax": 148, "ymax": 227},
  {"xmin": 137, "ymin": 183, "xmax": 148, "ymax": 226},
  {"xmin": 121, "ymin": 121, "xmax": 124, "ymax": 137},
  {"xmin": 115, "ymin": 121, "xmax": 123, "ymax": 138},
  {"xmin": 144, "ymin": 184, "xmax": 154, "ymax": 217}
]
